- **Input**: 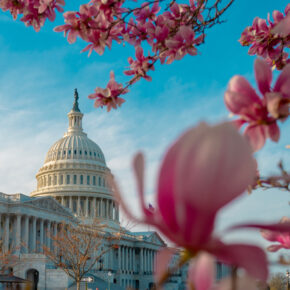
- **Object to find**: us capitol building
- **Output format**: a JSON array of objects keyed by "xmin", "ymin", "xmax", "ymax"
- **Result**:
[{"xmin": 0, "ymin": 90, "xmax": 192, "ymax": 290}]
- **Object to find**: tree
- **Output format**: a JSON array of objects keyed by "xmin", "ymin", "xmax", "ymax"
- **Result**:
[
  {"xmin": 0, "ymin": 238, "xmax": 18, "ymax": 274},
  {"xmin": 43, "ymin": 222, "xmax": 119, "ymax": 290},
  {"xmin": 269, "ymin": 273, "xmax": 287, "ymax": 290}
]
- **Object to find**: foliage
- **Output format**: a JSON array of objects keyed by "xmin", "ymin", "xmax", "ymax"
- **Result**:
[
  {"xmin": 269, "ymin": 272, "xmax": 287, "ymax": 290},
  {"xmin": 43, "ymin": 222, "xmax": 119, "ymax": 290}
]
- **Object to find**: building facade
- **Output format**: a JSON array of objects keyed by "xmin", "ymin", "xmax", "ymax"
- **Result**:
[{"xmin": 0, "ymin": 90, "xmax": 186, "ymax": 290}]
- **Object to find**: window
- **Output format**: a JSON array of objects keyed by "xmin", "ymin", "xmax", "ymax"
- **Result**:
[
  {"xmin": 80, "ymin": 150, "xmax": 82, "ymax": 155},
  {"xmin": 74, "ymin": 150, "xmax": 77, "ymax": 155},
  {"xmin": 89, "ymin": 152, "xmax": 92, "ymax": 156},
  {"xmin": 87, "ymin": 175, "xmax": 90, "ymax": 185},
  {"xmin": 80, "ymin": 175, "xmax": 83, "ymax": 185},
  {"xmin": 98, "ymin": 176, "xmax": 101, "ymax": 186},
  {"xmin": 60, "ymin": 175, "xmax": 63, "ymax": 185},
  {"xmin": 85, "ymin": 151, "xmax": 87, "ymax": 155},
  {"xmin": 93, "ymin": 176, "xmax": 96, "ymax": 186},
  {"xmin": 63, "ymin": 150, "xmax": 66, "ymax": 155},
  {"xmin": 68, "ymin": 150, "xmax": 71, "ymax": 155},
  {"xmin": 73, "ymin": 175, "xmax": 77, "ymax": 184},
  {"xmin": 66, "ymin": 175, "xmax": 70, "ymax": 184},
  {"xmin": 94, "ymin": 152, "xmax": 96, "ymax": 157},
  {"xmin": 48, "ymin": 176, "xmax": 51, "ymax": 186},
  {"xmin": 54, "ymin": 175, "xmax": 57, "ymax": 185}
]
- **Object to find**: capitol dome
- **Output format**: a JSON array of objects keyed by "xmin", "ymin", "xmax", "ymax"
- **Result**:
[{"xmin": 31, "ymin": 89, "xmax": 119, "ymax": 223}]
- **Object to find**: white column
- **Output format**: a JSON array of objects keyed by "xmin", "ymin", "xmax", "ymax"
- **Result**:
[
  {"xmin": 116, "ymin": 204, "xmax": 119, "ymax": 221},
  {"xmin": 93, "ymin": 197, "xmax": 97, "ymax": 218},
  {"xmin": 122, "ymin": 246, "xmax": 125, "ymax": 272},
  {"xmin": 77, "ymin": 197, "xmax": 81, "ymax": 215},
  {"xmin": 133, "ymin": 249, "xmax": 135, "ymax": 272},
  {"xmin": 31, "ymin": 217, "xmax": 36, "ymax": 252},
  {"xmin": 100, "ymin": 198, "xmax": 103, "ymax": 218},
  {"xmin": 69, "ymin": 196, "xmax": 73, "ymax": 211},
  {"xmin": 4, "ymin": 215, "xmax": 10, "ymax": 252},
  {"xmin": 39, "ymin": 219, "xmax": 44, "ymax": 253},
  {"xmin": 24, "ymin": 216, "xmax": 29, "ymax": 253},
  {"xmin": 106, "ymin": 199, "xmax": 109, "ymax": 219},
  {"xmin": 47, "ymin": 221, "xmax": 51, "ymax": 250},
  {"xmin": 61, "ymin": 196, "xmax": 65, "ymax": 206},
  {"xmin": 53, "ymin": 222, "xmax": 57, "ymax": 253},
  {"xmin": 140, "ymin": 248, "xmax": 143, "ymax": 273},
  {"xmin": 129, "ymin": 248, "xmax": 132, "ymax": 272},
  {"xmin": 118, "ymin": 246, "xmax": 121, "ymax": 272},
  {"xmin": 109, "ymin": 201, "xmax": 112, "ymax": 219},
  {"xmin": 15, "ymin": 214, "xmax": 21, "ymax": 255}
]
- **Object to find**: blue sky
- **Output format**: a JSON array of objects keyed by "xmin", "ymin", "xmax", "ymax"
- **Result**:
[{"xmin": 0, "ymin": 0, "xmax": 289, "ymax": 272}]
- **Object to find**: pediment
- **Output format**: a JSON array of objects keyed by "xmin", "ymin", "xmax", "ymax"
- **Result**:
[
  {"xmin": 24, "ymin": 197, "xmax": 74, "ymax": 218},
  {"xmin": 147, "ymin": 232, "xmax": 166, "ymax": 246}
]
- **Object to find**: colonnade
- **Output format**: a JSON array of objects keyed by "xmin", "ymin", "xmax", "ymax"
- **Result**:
[
  {"xmin": 117, "ymin": 246, "xmax": 156, "ymax": 274},
  {"xmin": 0, "ymin": 214, "xmax": 62, "ymax": 255},
  {"xmin": 37, "ymin": 173, "xmax": 107, "ymax": 189},
  {"xmin": 58, "ymin": 196, "xmax": 119, "ymax": 221}
]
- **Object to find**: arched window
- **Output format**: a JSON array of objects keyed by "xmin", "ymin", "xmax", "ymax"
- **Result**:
[
  {"xmin": 98, "ymin": 176, "xmax": 101, "ymax": 186},
  {"xmin": 66, "ymin": 175, "xmax": 70, "ymax": 184},
  {"xmin": 73, "ymin": 175, "xmax": 77, "ymax": 184},
  {"xmin": 93, "ymin": 176, "xmax": 96, "ymax": 186},
  {"xmin": 87, "ymin": 175, "xmax": 90, "ymax": 185},
  {"xmin": 60, "ymin": 175, "xmax": 63, "ymax": 185},
  {"xmin": 80, "ymin": 175, "xmax": 83, "ymax": 185}
]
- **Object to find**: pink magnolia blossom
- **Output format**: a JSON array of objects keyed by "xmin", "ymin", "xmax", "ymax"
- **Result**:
[
  {"xmin": 240, "ymin": 4, "xmax": 290, "ymax": 69},
  {"xmin": 224, "ymin": 58, "xmax": 290, "ymax": 151},
  {"xmin": 88, "ymin": 71, "xmax": 127, "ymax": 111},
  {"xmin": 124, "ymin": 46, "xmax": 154, "ymax": 82},
  {"xmin": 112, "ymin": 122, "xmax": 281, "ymax": 281},
  {"xmin": 261, "ymin": 217, "xmax": 290, "ymax": 252},
  {"xmin": 0, "ymin": 0, "xmax": 64, "ymax": 31},
  {"xmin": 134, "ymin": 1, "xmax": 160, "ymax": 24}
]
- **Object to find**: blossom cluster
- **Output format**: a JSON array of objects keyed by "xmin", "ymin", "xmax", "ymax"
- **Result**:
[
  {"xmin": 240, "ymin": 4, "xmax": 290, "ymax": 70},
  {"xmin": 0, "ymin": 0, "xmax": 64, "ymax": 31},
  {"xmin": 224, "ymin": 58, "xmax": 290, "ymax": 151},
  {"xmin": 53, "ymin": 0, "xmax": 217, "ymax": 109}
]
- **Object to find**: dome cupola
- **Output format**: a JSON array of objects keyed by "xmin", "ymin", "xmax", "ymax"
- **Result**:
[{"xmin": 31, "ymin": 90, "xmax": 119, "ymax": 224}]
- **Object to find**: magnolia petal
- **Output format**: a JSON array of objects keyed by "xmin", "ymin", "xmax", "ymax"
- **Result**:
[
  {"xmin": 272, "ymin": 14, "xmax": 290, "ymax": 36},
  {"xmin": 133, "ymin": 153, "xmax": 153, "ymax": 219},
  {"xmin": 261, "ymin": 229, "xmax": 280, "ymax": 242},
  {"xmin": 211, "ymin": 242, "xmax": 268, "ymax": 281},
  {"xmin": 228, "ymin": 221, "xmax": 290, "ymax": 233},
  {"xmin": 244, "ymin": 125, "xmax": 266, "ymax": 152},
  {"xmin": 175, "ymin": 122, "xmax": 256, "ymax": 211},
  {"xmin": 267, "ymin": 122, "xmax": 280, "ymax": 142},
  {"xmin": 267, "ymin": 244, "xmax": 283, "ymax": 252},
  {"xmin": 254, "ymin": 58, "xmax": 272, "ymax": 96},
  {"xmin": 266, "ymin": 92, "xmax": 282, "ymax": 118},
  {"xmin": 274, "ymin": 63, "xmax": 290, "ymax": 97},
  {"xmin": 135, "ymin": 46, "xmax": 144, "ymax": 60},
  {"xmin": 154, "ymin": 248, "xmax": 177, "ymax": 285},
  {"xmin": 188, "ymin": 253, "xmax": 215, "ymax": 290},
  {"xmin": 226, "ymin": 75, "xmax": 261, "ymax": 105}
]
